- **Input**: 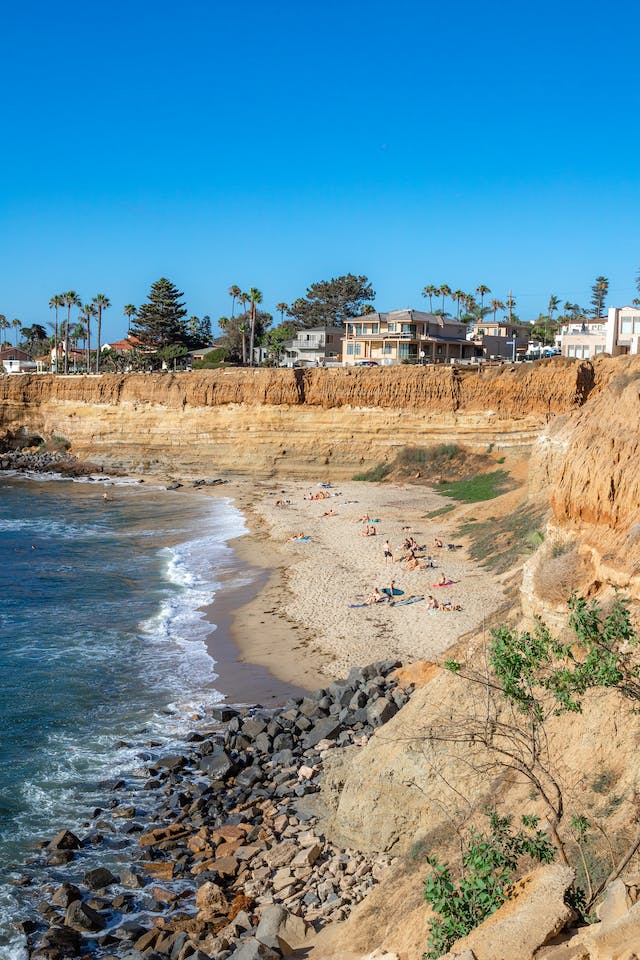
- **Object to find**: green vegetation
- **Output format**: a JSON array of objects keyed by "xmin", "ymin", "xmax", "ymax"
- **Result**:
[
  {"xmin": 396, "ymin": 444, "xmax": 459, "ymax": 472},
  {"xmin": 193, "ymin": 348, "xmax": 231, "ymax": 369},
  {"xmin": 456, "ymin": 505, "xmax": 545, "ymax": 574},
  {"xmin": 352, "ymin": 462, "xmax": 391, "ymax": 482},
  {"xmin": 437, "ymin": 469, "xmax": 513, "ymax": 503},
  {"xmin": 423, "ymin": 504, "xmax": 455, "ymax": 520},
  {"xmin": 421, "ymin": 594, "xmax": 640, "ymax": 956},
  {"xmin": 424, "ymin": 810, "xmax": 555, "ymax": 958},
  {"xmin": 287, "ymin": 273, "xmax": 375, "ymax": 328}
]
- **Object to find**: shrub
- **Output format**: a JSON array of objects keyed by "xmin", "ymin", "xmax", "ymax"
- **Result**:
[
  {"xmin": 424, "ymin": 810, "xmax": 555, "ymax": 958},
  {"xmin": 352, "ymin": 462, "xmax": 392, "ymax": 482},
  {"xmin": 533, "ymin": 545, "xmax": 591, "ymax": 603}
]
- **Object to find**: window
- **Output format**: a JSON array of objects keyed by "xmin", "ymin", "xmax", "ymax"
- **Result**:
[
  {"xmin": 567, "ymin": 345, "xmax": 576, "ymax": 357},
  {"xmin": 401, "ymin": 324, "xmax": 416, "ymax": 336},
  {"xmin": 621, "ymin": 318, "xmax": 633, "ymax": 334},
  {"xmin": 595, "ymin": 344, "xmax": 604, "ymax": 355},
  {"xmin": 326, "ymin": 335, "xmax": 333, "ymax": 343},
  {"xmin": 388, "ymin": 323, "xmax": 396, "ymax": 332},
  {"xmin": 383, "ymin": 343, "xmax": 394, "ymax": 355},
  {"xmin": 582, "ymin": 346, "xmax": 590, "ymax": 359}
]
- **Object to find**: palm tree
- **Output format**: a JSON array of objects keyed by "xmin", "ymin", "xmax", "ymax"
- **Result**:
[
  {"xmin": 238, "ymin": 320, "xmax": 249, "ymax": 365},
  {"xmin": 490, "ymin": 299, "xmax": 505, "ymax": 323},
  {"xmin": 70, "ymin": 322, "xmax": 85, "ymax": 371},
  {"xmin": 62, "ymin": 291, "xmax": 81, "ymax": 374},
  {"xmin": 238, "ymin": 292, "xmax": 250, "ymax": 363},
  {"xmin": 49, "ymin": 294, "xmax": 65, "ymax": 372},
  {"xmin": 0, "ymin": 315, "xmax": 9, "ymax": 345},
  {"xmin": 11, "ymin": 319, "xmax": 21, "ymax": 347},
  {"xmin": 124, "ymin": 304, "xmax": 137, "ymax": 333},
  {"xmin": 476, "ymin": 285, "xmax": 491, "ymax": 316},
  {"xmin": 92, "ymin": 294, "xmax": 111, "ymax": 373},
  {"xmin": 439, "ymin": 284, "xmax": 451, "ymax": 314},
  {"xmin": 79, "ymin": 303, "xmax": 96, "ymax": 372},
  {"xmin": 451, "ymin": 290, "xmax": 465, "ymax": 319},
  {"xmin": 506, "ymin": 292, "xmax": 517, "ymax": 323},
  {"xmin": 229, "ymin": 285, "xmax": 242, "ymax": 321},
  {"xmin": 421, "ymin": 285, "xmax": 437, "ymax": 312},
  {"xmin": 276, "ymin": 302, "xmax": 288, "ymax": 323},
  {"xmin": 248, "ymin": 287, "xmax": 263, "ymax": 367}
]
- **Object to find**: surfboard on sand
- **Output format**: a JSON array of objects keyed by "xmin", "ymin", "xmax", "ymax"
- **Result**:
[{"xmin": 394, "ymin": 596, "xmax": 424, "ymax": 606}]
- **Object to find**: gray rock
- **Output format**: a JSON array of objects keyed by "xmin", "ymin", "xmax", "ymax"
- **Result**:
[
  {"xmin": 65, "ymin": 899, "xmax": 106, "ymax": 932},
  {"xmin": 83, "ymin": 866, "xmax": 117, "ymax": 890},
  {"xmin": 242, "ymin": 718, "xmax": 268, "ymax": 740},
  {"xmin": 255, "ymin": 904, "xmax": 287, "ymax": 949},
  {"xmin": 303, "ymin": 718, "xmax": 341, "ymax": 749},
  {"xmin": 50, "ymin": 882, "xmax": 82, "ymax": 908},
  {"xmin": 199, "ymin": 748, "xmax": 232, "ymax": 779},
  {"xmin": 211, "ymin": 706, "xmax": 239, "ymax": 722},
  {"xmin": 366, "ymin": 698, "xmax": 398, "ymax": 727},
  {"xmin": 119, "ymin": 867, "xmax": 146, "ymax": 889},
  {"xmin": 230, "ymin": 936, "xmax": 280, "ymax": 959},
  {"xmin": 48, "ymin": 829, "xmax": 81, "ymax": 851}
]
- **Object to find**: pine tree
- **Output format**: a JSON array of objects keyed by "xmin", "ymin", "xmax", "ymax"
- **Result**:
[
  {"xmin": 131, "ymin": 278, "xmax": 188, "ymax": 349},
  {"xmin": 590, "ymin": 276, "xmax": 609, "ymax": 318}
]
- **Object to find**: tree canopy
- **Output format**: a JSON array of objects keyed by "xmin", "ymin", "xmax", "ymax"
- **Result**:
[
  {"xmin": 287, "ymin": 273, "xmax": 375, "ymax": 328},
  {"xmin": 130, "ymin": 278, "xmax": 188, "ymax": 349}
]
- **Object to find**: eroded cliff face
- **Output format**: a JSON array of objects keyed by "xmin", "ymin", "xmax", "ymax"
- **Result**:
[
  {"xmin": 0, "ymin": 360, "xmax": 600, "ymax": 476},
  {"xmin": 525, "ymin": 355, "xmax": 640, "ymax": 616}
]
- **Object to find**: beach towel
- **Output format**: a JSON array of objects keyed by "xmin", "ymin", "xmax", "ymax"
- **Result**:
[
  {"xmin": 394, "ymin": 596, "xmax": 424, "ymax": 606},
  {"xmin": 432, "ymin": 581, "xmax": 456, "ymax": 587},
  {"xmin": 293, "ymin": 536, "xmax": 311, "ymax": 542}
]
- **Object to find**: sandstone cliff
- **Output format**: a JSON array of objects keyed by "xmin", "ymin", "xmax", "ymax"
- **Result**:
[
  {"xmin": 525, "ymin": 355, "xmax": 640, "ymax": 616},
  {"xmin": 0, "ymin": 360, "xmax": 604, "ymax": 476}
]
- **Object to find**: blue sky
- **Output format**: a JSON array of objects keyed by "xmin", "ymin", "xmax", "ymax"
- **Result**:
[{"xmin": 1, "ymin": 0, "xmax": 640, "ymax": 341}]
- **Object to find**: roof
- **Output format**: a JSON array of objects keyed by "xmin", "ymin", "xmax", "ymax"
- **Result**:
[
  {"xmin": 353, "ymin": 309, "xmax": 445, "ymax": 324},
  {"xmin": 102, "ymin": 336, "xmax": 143, "ymax": 352},
  {"xmin": 0, "ymin": 347, "xmax": 31, "ymax": 361}
]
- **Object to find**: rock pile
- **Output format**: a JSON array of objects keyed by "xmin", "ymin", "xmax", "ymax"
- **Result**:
[{"xmin": 22, "ymin": 660, "xmax": 412, "ymax": 960}]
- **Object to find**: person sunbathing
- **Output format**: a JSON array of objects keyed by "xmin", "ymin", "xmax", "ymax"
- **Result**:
[
  {"xmin": 440, "ymin": 601, "xmax": 462, "ymax": 611},
  {"xmin": 437, "ymin": 573, "xmax": 452, "ymax": 585},
  {"xmin": 287, "ymin": 532, "xmax": 306, "ymax": 542},
  {"xmin": 368, "ymin": 524, "xmax": 377, "ymax": 536},
  {"xmin": 357, "ymin": 513, "xmax": 371, "ymax": 524},
  {"xmin": 367, "ymin": 587, "xmax": 384, "ymax": 604},
  {"xmin": 434, "ymin": 537, "xmax": 444, "ymax": 548},
  {"xmin": 322, "ymin": 508, "xmax": 336, "ymax": 518},
  {"xmin": 426, "ymin": 595, "xmax": 439, "ymax": 609},
  {"xmin": 405, "ymin": 556, "xmax": 421, "ymax": 571}
]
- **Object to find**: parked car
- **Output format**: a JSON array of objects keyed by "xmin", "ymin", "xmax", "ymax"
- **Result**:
[{"xmin": 355, "ymin": 360, "xmax": 379, "ymax": 367}]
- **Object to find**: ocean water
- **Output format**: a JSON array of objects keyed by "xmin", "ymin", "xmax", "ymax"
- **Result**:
[{"xmin": 0, "ymin": 475, "xmax": 248, "ymax": 956}]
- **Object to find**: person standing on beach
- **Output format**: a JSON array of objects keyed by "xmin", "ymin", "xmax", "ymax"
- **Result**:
[{"xmin": 383, "ymin": 539, "xmax": 393, "ymax": 563}]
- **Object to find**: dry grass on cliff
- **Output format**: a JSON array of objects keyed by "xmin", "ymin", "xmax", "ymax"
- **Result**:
[
  {"xmin": 532, "ymin": 544, "xmax": 593, "ymax": 603},
  {"xmin": 456, "ymin": 503, "xmax": 547, "ymax": 575}
]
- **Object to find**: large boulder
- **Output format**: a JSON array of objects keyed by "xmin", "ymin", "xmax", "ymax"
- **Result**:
[{"xmin": 449, "ymin": 864, "xmax": 575, "ymax": 960}]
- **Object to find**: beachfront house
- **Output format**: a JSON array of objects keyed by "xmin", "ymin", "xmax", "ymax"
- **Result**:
[
  {"xmin": 467, "ymin": 320, "xmax": 531, "ymax": 360},
  {"xmin": 556, "ymin": 317, "xmax": 607, "ymax": 360},
  {"xmin": 342, "ymin": 309, "xmax": 477, "ymax": 365},
  {"xmin": 282, "ymin": 325, "xmax": 343, "ymax": 366},
  {"xmin": 0, "ymin": 347, "xmax": 37, "ymax": 374},
  {"xmin": 604, "ymin": 306, "xmax": 640, "ymax": 356}
]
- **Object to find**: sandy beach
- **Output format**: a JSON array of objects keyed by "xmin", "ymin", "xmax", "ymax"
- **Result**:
[{"xmin": 210, "ymin": 479, "xmax": 508, "ymax": 688}]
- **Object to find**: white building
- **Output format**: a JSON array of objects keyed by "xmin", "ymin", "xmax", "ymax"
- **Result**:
[
  {"xmin": 283, "ymin": 325, "xmax": 343, "ymax": 366},
  {"xmin": 605, "ymin": 306, "xmax": 640, "ymax": 356}
]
